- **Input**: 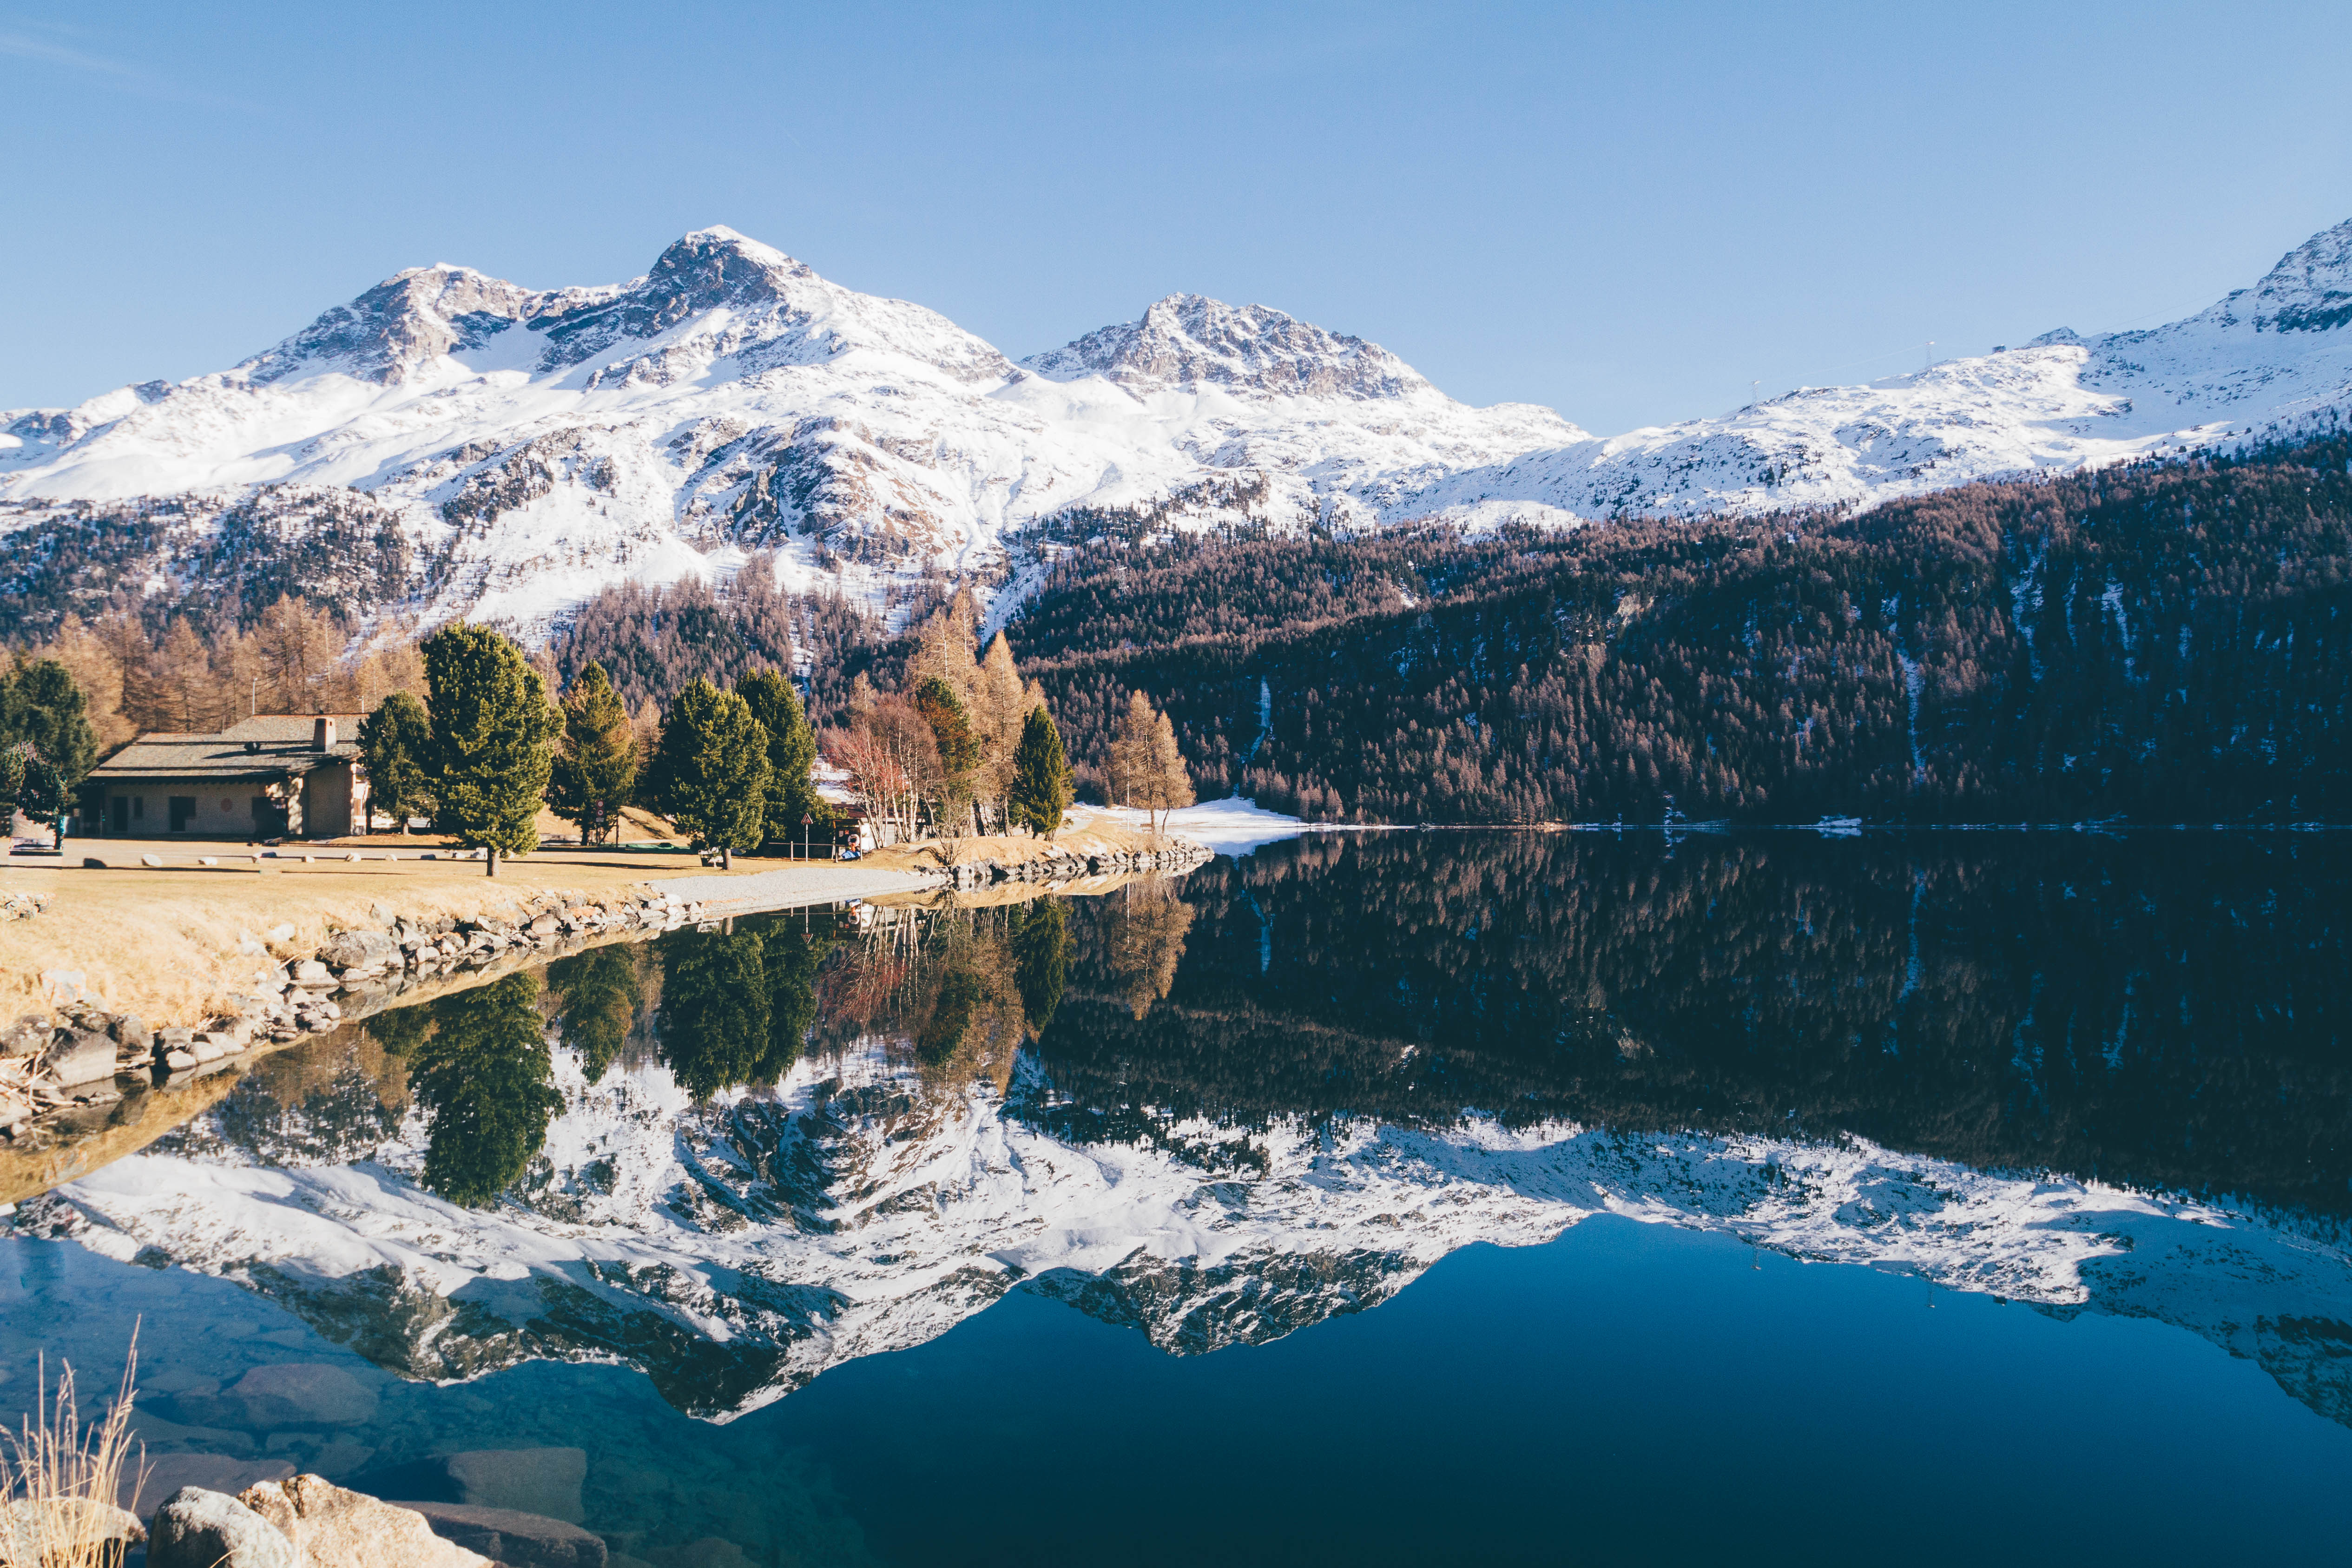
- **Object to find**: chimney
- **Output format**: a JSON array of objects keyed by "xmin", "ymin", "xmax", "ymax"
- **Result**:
[{"xmin": 314, "ymin": 717, "xmax": 336, "ymax": 751}]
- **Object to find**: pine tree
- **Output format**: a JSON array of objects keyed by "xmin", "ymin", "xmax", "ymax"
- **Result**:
[
  {"xmin": 549, "ymin": 662, "xmax": 639, "ymax": 846},
  {"xmin": 1009, "ymin": 704, "xmax": 1074, "ymax": 839},
  {"xmin": 0, "ymin": 659, "xmax": 99, "ymax": 790},
  {"xmin": 735, "ymin": 668, "xmax": 825, "ymax": 851},
  {"xmin": 655, "ymin": 679, "xmax": 771, "ymax": 859},
  {"xmin": 422, "ymin": 624, "xmax": 560, "ymax": 867},
  {"xmin": 358, "ymin": 691, "xmax": 435, "ymax": 833}
]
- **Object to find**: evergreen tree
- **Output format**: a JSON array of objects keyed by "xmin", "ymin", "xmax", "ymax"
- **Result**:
[
  {"xmin": 0, "ymin": 746, "xmax": 57, "ymax": 829},
  {"xmin": 0, "ymin": 659, "xmax": 98, "ymax": 792},
  {"xmin": 1009, "ymin": 705, "xmax": 1074, "ymax": 838},
  {"xmin": 735, "ymin": 668, "xmax": 825, "ymax": 850},
  {"xmin": 913, "ymin": 675, "xmax": 982, "ymax": 836},
  {"xmin": 358, "ymin": 690, "xmax": 435, "ymax": 833},
  {"xmin": 422, "ymin": 625, "xmax": 559, "ymax": 863},
  {"xmin": 549, "ymin": 661, "xmax": 639, "ymax": 846},
  {"xmin": 655, "ymin": 679, "xmax": 771, "ymax": 857}
]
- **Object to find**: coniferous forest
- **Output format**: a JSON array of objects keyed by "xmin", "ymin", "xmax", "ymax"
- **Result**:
[{"xmin": 1016, "ymin": 430, "xmax": 2352, "ymax": 823}]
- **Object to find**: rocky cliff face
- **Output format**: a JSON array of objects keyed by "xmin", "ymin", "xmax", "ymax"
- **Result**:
[{"xmin": 3, "ymin": 219, "xmax": 2349, "ymax": 636}]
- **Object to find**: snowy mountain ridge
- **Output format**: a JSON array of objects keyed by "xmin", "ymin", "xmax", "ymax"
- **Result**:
[
  {"xmin": 3, "ymin": 217, "xmax": 2350, "ymax": 630},
  {"xmin": 22, "ymin": 1034, "xmax": 2352, "ymax": 1427}
]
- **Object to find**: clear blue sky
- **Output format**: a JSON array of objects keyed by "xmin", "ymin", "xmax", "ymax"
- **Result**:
[{"xmin": 5, "ymin": 0, "xmax": 2349, "ymax": 434}]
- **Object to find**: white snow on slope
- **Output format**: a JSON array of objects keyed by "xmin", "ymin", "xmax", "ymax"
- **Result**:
[
  {"xmin": 1074, "ymin": 796, "xmax": 1323, "ymax": 854},
  {"xmin": 26, "ymin": 1034, "xmax": 2352, "ymax": 1427},
  {"xmin": 4, "ymin": 219, "xmax": 2350, "ymax": 629}
]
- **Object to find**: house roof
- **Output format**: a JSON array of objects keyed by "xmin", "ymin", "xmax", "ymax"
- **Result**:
[{"xmin": 89, "ymin": 714, "xmax": 364, "ymax": 782}]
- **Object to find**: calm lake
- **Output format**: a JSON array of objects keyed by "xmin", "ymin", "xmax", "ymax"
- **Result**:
[{"xmin": 7, "ymin": 831, "xmax": 2352, "ymax": 1566}]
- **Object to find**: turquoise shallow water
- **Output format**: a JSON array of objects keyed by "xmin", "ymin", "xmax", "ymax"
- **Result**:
[{"xmin": 8, "ymin": 833, "xmax": 2351, "ymax": 1566}]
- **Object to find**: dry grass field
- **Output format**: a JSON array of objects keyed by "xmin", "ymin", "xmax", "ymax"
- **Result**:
[{"xmin": 0, "ymin": 843, "xmax": 821, "ymax": 1028}]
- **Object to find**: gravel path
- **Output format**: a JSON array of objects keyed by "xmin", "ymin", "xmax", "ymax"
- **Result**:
[{"xmin": 647, "ymin": 863, "xmax": 936, "ymax": 912}]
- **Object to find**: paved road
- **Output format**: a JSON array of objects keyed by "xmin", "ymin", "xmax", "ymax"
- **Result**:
[{"xmin": 648, "ymin": 863, "xmax": 935, "ymax": 912}]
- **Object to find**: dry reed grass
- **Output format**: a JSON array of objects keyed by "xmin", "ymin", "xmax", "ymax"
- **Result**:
[{"xmin": 0, "ymin": 1333, "xmax": 147, "ymax": 1568}]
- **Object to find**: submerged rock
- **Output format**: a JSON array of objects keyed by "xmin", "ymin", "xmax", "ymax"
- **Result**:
[
  {"xmin": 393, "ymin": 1503, "xmax": 607, "ymax": 1568},
  {"xmin": 443, "ymin": 1449, "xmax": 586, "ymax": 1524},
  {"xmin": 224, "ymin": 1363, "xmax": 380, "ymax": 1427}
]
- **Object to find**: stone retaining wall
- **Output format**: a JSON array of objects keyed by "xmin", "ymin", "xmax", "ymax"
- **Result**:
[{"xmin": 0, "ymin": 887, "xmax": 710, "ymax": 1144}]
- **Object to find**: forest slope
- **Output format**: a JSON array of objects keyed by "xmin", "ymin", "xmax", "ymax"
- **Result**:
[{"xmin": 1015, "ymin": 429, "xmax": 2352, "ymax": 824}]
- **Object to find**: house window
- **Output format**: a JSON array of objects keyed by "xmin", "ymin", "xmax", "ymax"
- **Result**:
[
  {"xmin": 169, "ymin": 797, "xmax": 195, "ymax": 831},
  {"xmin": 110, "ymin": 798, "xmax": 128, "ymax": 834}
]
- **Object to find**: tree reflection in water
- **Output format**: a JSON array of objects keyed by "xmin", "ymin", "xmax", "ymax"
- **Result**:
[
  {"xmin": 393, "ymin": 972, "xmax": 565, "ymax": 1207},
  {"xmin": 1010, "ymin": 899, "xmax": 1069, "ymax": 1034},
  {"xmin": 1103, "ymin": 880, "xmax": 1194, "ymax": 1020},
  {"xmin": 658, "ymin": 921, "xmax": 836, "ymax": 1100},
  {"xmin": 548, "ymin": 945, "xmax": 641, "ymax": 1084}
]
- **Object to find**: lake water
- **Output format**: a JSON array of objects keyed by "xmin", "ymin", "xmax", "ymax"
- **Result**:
[{"xmin": 7, "ymin": 831, "xmax": 2352, "ymax": 1566}]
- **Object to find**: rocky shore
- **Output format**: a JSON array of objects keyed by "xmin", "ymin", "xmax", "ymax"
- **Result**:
[
  {"xmin": 65, "ymin": 1465, "xmax": 613, "ymax": 1568},
  {"xmin": 0, "ymin": 887, "xmax": 712, "ymax": 1145},
  {"xmin": 938, "ymin": 839, "xmax": 1212, "ymax": 890}
]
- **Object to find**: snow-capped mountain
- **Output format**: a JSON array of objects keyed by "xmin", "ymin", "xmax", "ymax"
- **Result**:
[
  {"xmin": 4, "ymin": 218, "xmax": 2350, "ymax": 631},
  {"xmin": 20, "ymin": 1032, "xmax": 2352, "ymax": 1429}
]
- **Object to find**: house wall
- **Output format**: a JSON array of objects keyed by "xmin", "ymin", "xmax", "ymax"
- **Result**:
[
  {"xmin": 96, "ymin": 782, "xmax": 275, "ymax": 838},
  {"xmin": 300, "ymin": 762, "xmax": 357, "ymax": 838}
]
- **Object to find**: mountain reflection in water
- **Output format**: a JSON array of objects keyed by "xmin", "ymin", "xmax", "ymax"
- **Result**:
[{"xmin": 10, "ymin": 837, "xmax": 2352, "ymax": 1475}]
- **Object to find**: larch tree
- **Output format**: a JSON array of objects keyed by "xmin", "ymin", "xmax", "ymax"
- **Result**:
[
  {"xmin": 358, "ymin": 690, "xmax": 435, "ymax": 833},
  {"xmin": 655, "ymin": 679, "xmax": 771, "ymax": 864},
  {"xmin": 1008, "ymin": 704, "xmax": 1074, "ymax": 839},
  {"xmin": 251, "ymin": 595, "xmax": 352, "ymax": 713},
  {"xmin": 735, "ymin": 668, "xmax": 825, "ymax": 851},
  {"xmin": 973, "ymin": 631, "xmax": 1030, "ymax": 830},
  {"xmin": 549, "ymin": 661, "xmax": 639, "ymax": 846},
  {"xmin": 422, "ymin": 624, "xmax": 560, "ymax": 871},
  {"xmin": 1107, "ymin": 690, "xmax": 1194, "ymax": 834},
  {"xmin": 913, "ymin": 675, "xmax": 982, "ymax": 838}
]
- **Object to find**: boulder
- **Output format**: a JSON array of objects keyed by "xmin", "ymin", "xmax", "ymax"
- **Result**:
[
  {"xmin": 111, "ymin": 1015, "xmax": 152, "ymax": 1052},
  {"xmin": 226, "ymin": 1363, "xmax": 380, "ymax": 1427},
  {"xmin": 42, "ymin": 1028, "xmax": 120, "ymax": 1087},
  {"xmin": 149, "ymin": 1486, "xmax": 299, "ymax": 1568},
  {"xmin": 2, "ymin": 1496, "xmax": 146, "ymax": 1565},
  {"xmin": 238, "ymin": 1475, "xmax": 490, "ymax": 1568},
  {"xmin": 290, "ymin": 960, "xmax": 333, "ymax": 986},
  {"xmin": 392, "ymin": 1504, "xmax": 606, "ymax": 1568},
  {"xmin": 318, "ymin": 931, "xmax": 395, "ymax": 971}
]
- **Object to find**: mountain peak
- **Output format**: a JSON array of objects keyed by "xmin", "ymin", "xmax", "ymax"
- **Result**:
[
  {"xmin": 1023, "ymin": 292, "xmax": 1439, "ymax": 402},
  {"xmin": 243, "ymin": 263, "xmax": 540, "ymax": 386},
  {"xmin": 2249, "ymin": 215, "xmax": 2352, "ymax": 333}
]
